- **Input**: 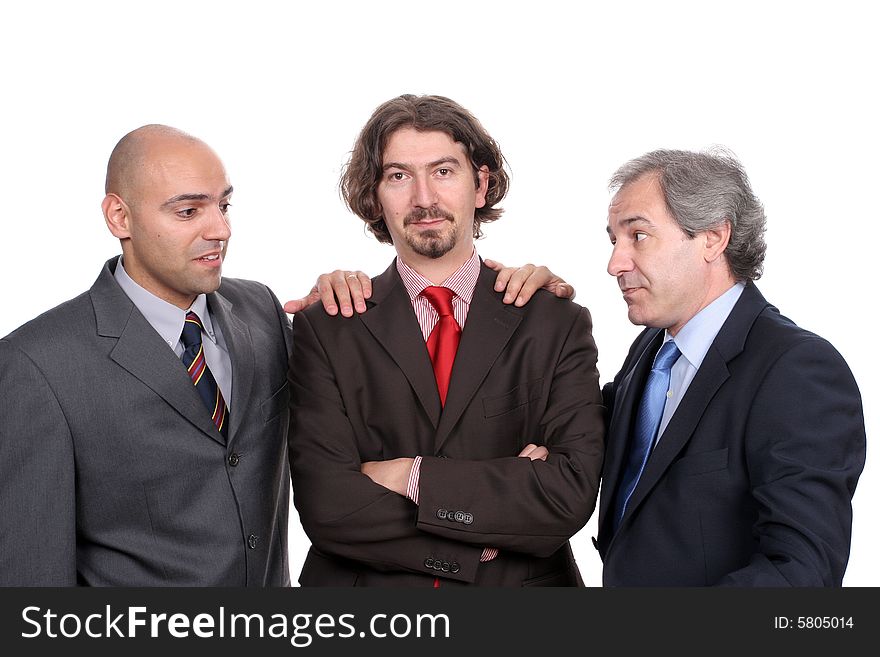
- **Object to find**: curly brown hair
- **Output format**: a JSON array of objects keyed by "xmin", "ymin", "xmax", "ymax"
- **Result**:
[{"xmin": 340, "ymin": 94, "xmax": 509, "ymax": 244}]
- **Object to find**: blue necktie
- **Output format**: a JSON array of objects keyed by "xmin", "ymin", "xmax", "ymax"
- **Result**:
[{"xmin": 612, "ymin": 339, "xmax": 680, "ymax": 531}]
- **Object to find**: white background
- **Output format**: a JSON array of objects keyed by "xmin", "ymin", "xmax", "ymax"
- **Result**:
[{"xmin": 1, "ymin": 1, "xmax": 875, "ymax": 586}]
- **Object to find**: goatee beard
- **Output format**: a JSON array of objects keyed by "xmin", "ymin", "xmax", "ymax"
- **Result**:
[{"xmin": 404, "ymin": 207, "xmax": 456, "ymax": 259}]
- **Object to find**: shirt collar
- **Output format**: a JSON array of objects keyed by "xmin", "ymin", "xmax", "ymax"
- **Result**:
[
  {"xmin": 396, "ymin": 248, "xmax": 481, "ymax": 304},
  {"xmin": 114, "ymin": 257, "xmax": 217, "ymax": 349},
  {"xmin": 665, "ymin": 282, "xmax": 745, "ymax": 370}
]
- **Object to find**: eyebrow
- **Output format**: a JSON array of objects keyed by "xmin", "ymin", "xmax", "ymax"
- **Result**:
[
  {"xmin": 606, "ymin": 215, "xmax": 653, "ymax": 235},
  {"xmin": 161, "ymin": 185, "xmax": 234, "ymax": 208},
  {"xmin": 382, "ymin": 156, "xmax": 463, "ymax": 171}
]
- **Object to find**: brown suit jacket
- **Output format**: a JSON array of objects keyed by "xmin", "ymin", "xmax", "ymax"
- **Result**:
[{"xmin": 288, "ymin": 260, "xmax": 604, "ymax": 586}]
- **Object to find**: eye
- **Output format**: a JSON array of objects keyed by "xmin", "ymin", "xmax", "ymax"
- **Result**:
[
  {"xmin": 177, "ymin": 208, "xmax": 197, "ymax": 219},
  {"xmin": 220, "ymin": 202, "xmax": 232, "ymax": 214},
  {"xmin": 436, "ymin": 167, "xmax": 451, "ymax": 176},
  {"xmin": 634, "ymin": 232, "xmax": 647, "ymax": 242},
  {"xmin": 387, "ymin": 171, "xmax": 407, "ymax": 182}
]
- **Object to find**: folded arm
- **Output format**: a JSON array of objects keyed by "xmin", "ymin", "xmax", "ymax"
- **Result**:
[
  {"xmin": 287, "ymin": 313, "xmax": 484, "ymax": 582},
  {"xmin": 414, "ymin": 306, "xmax": 604, "ymax": 557}
]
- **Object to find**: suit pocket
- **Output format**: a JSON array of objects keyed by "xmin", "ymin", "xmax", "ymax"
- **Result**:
[
  {"xmin": 298, "ymin": 548, "xmax": 359, "ymax": 586},
  {"xmin": 521, "ymin": 564, "xmax": 580, "ymax": 587},
  {"xmin": 261, "ymin": 382, "xmax": 290, "ymax": 422},
  {"xmin": 482, "ymin": 378, "xmax": 544, "ymax": 418},
  {"xmin": 671, "ymin": 448, "xmax": 729, "ymax": 476}
]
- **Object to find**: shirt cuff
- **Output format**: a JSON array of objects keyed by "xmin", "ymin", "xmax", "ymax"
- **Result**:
[
  {"xmin": 480, "ymin": 547, "xmax": 499, "ymax": 562},
  {"xmin": 406, "ymin": 455, "xmax": 422, "ymax": 504}
]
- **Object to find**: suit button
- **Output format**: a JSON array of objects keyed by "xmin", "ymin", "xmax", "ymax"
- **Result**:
[
  {"xmin": 248, "ymin": 534, "xmax": 259, "ymax": 549},
  {"xmin": 228, "ymin": 453, "xmax": 240, "ymax": 467},
  {"xmin": 424, "ymin": 558, "xmax": 434, "ymax": 569},
  {"xmin": 463, "ymin": 513, "xmax": 473, "ymax": 525},
  {"xmin": 450, "ymin": 562, "xmax": 460, "ymax": 574},
  {"xmin": 441, "ymin": 561, "xmax": 450, "ymax": 572},
  {"xmin": 454, "ymin": 511, "xmax": 465, "ymax": 523},
  {"xmin": 436, "ymin": 509, "xmax": 448, "ymax": 520},
  {"xmin": 433, "ymin": 560, "xmax": 443, "ymax": 571}
]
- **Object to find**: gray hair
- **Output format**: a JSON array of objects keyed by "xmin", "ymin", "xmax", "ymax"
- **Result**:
[{"xmin": 609, "ymin": 148, "xmax": 767, "ymax": 281}]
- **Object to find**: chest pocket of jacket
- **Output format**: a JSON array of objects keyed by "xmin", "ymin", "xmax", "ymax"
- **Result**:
[
  {"xmin": 670, "ymin": 448, "xmax": 729, "ymax": 477},
  {"xmin": 482, "ymin": 378, "xmax": 544, "ymax": 418}
]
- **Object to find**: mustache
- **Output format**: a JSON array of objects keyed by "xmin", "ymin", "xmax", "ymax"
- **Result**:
[
  {"xmin": 404, "ymin": 207, "xmax": 454, "ymax": 225},
  {"xmin": 617, "ymin": 275, "xmax": 641, "ymax": 290}
]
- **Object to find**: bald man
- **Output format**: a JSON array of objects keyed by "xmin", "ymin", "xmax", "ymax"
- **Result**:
[{"xmin": 0, "ymin": 125, "xmax": 292, "ymax": 585}]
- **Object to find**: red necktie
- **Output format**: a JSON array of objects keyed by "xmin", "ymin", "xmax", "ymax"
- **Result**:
[
  {"xmin": 421, "ymin": 286, "xmax": 461, "ymax": 407},
  {"xmin": 421, "ymin": 286, "xmax": 461, "ymax": 588}
]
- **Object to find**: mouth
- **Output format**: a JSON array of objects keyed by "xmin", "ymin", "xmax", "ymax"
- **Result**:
[
  {"xmin": 195, "ymin": 252, "xmax": 223, "ymax": 266},
  {"xmin": 408, "ymin": 218, "xmax": 449, "ymax": 230},
  {"xmin": 404, "ymin": 207, "xmax": 454, "ymax": 229},
  {"xmin": 620, "ymin": 285, "xmax": 642, "ymax": 301}
]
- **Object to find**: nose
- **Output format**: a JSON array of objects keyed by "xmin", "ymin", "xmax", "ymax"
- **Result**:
[
  {"xmin": 607, "ymin": 241, "xmax": 632, "ymax": 278},
  {"xmin": 412, "ymin": 173, "xmax": 437, "ymax": 208},
  {"xmin": 205, "ymin": 205, "xmax": 232, "ymax": 242}
]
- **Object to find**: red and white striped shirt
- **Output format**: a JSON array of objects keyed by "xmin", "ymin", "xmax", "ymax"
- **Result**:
[
  {"xmin": 397, "ymin": 250, "xmax": 498, "ymax": 563},
  {"xmin": 395, "ymin": 249, "xmax": 480, "ymax": 340}
]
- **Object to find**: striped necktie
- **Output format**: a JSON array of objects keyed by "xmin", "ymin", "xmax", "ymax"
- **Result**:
[{"xmin": 180, "ymin": 311, "xmax": 229, "ymax": 438}]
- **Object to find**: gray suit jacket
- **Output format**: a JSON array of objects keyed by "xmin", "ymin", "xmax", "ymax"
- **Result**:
[{"xmin": 0, "ymin": 257, "xmax": 292, "ymax": 586}]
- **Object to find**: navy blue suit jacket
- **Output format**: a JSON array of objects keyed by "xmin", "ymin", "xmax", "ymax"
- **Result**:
[{"xmin": 596, "ymin": 282, "xmax": 865, "ymax": 586}]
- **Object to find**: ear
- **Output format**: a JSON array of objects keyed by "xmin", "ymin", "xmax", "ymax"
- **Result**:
[
  {"xmin": 703, "ymin": 220, "xmax": 732, "ymax": 263},
  {"xmin": 102, "ymin": 193, "xmax": 131, "ymax": 239},
  {"xmin": 474, "ymin": 165, "xmax": 490, "ymax": 209}
]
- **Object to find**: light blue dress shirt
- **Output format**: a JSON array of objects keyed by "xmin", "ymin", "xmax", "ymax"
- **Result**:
[
  {"xmin": 114, "ymin": 258, "xmax": 233, "ymax": 408},
  {"xmin": 656, "ymin": 282, "xmax": 745, "ymax": 442}
]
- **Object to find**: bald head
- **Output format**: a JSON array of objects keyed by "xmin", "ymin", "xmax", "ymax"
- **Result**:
[
  {"xmin": 101, "ymin": 123, "xmax": 233, "ymax": 308},
  {"xmin": 105, "ymin": 124, "xmax": 211, "ymax": 205}
]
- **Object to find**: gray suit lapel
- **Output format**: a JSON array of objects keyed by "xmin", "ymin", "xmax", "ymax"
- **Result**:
[
  {"xmin": 208, "ymin": 291, "xmax": 254, "ymax": 441},
  {"xmin": 434, "ymin": 265, "xmax": 523, "ymax": 452},
  {"xmin": 91, "ymin": 258, "xmax": 227, "ymax": 445},
  {"xmin": 361, "ymin": 262, "xmax": 442, "ymax": 428}
]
